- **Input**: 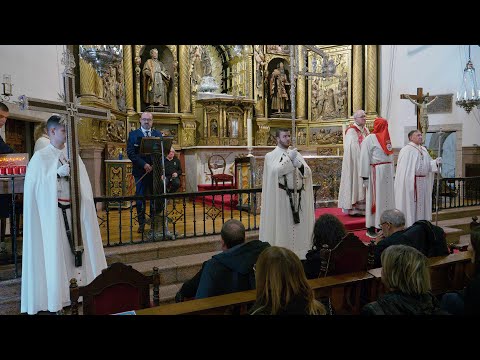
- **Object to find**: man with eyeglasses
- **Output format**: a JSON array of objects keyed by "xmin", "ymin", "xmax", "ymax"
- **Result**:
[
  {"xmin": 338, "ymin": 109, "xmax": 370, "ymax": 216},
  {"xmin": 373, "ymin": 209, "xmax": 406, "ymax": 267},
  {"xmin": 126, "ymin": 112, "xmax": 163, "ymax": 233}
]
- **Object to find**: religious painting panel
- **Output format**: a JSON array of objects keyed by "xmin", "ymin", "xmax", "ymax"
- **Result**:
[
  {"xmin": 266, "ymin": 45, "xmax": 290, "ymax": 55},
  {"xmin": 309, "ymin": 125, "xmax": 343, "ymax": 146},
  {"xmin": 296, "ymin": 126, "xmax": 308, "ymax": 146},
  {"xmin": 308, "ymin": 46, "xmax": 352, "ymax": 121}
]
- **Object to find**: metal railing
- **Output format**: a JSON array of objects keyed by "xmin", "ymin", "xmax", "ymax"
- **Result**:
[{"xmin": 432, "ymin": 176, "xmax": 480, "ymax": 211}]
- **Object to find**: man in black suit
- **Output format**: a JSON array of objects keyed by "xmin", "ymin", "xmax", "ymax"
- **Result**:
[
  {"xmin": 126, "ymin": 112, "xmax": 164, "ymax": 233},
  {"xmin": 0, "ymin": 102, "xmax": 14, "ymax": 154}
]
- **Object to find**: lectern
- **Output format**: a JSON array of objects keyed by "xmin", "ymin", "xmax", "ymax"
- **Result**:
[{"xmin": 139, "ymin": 136, "xmax": 175, "ymax": 240}]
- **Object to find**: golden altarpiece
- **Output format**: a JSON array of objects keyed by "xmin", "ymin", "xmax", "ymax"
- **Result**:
[{"xmin": 74, "ymin": 45, "xmax": 378, "ymax": 203}]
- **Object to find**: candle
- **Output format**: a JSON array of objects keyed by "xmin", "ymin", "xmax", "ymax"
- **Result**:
[
  {"xmin": 464, "ymin": 91, "xmax": 467, "ymax": 100},
  {"xmin": 247, "ymin": 118, "xmax": 252, "ymax": 148},
  {"xmin": 457, "ymin": 91, "xmax": 459, "ymax": 101}
]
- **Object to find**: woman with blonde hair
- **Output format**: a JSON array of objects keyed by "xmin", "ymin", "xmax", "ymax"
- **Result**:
[
  {"xmin": 362, "ymin": 245, "xmax": 447, "ymax": 315},
  {"xmin": 33, "ymin": 122, "xmax": 49, "ymax": 153},
  {"xmin": 249, "ymin": 246, "xmax": 326, "ymax": 315}
]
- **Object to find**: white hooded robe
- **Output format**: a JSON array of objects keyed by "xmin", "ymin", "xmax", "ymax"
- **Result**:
[{"xmin": 21, "ymin": 144, "xmax": 107, "ymax": 314}]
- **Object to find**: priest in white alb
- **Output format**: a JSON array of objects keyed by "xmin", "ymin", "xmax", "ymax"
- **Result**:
[
  {"xmin": 338, "ymin": 109, "xmax": 370, "ymax": 216},
  {"xmin": 359, "ymin": 117, "xmax": 396, "ymax": 238},
  {"xmin": 21, "ymin": 114, "xmax": 107, "ymax": 315},
  {"xmin": 394, "ymin": 129, "xmax": 441, "ymax": 227},
  {"xmin": 259, "ymin": 128, "xmax": 314, "ymax": 259}
]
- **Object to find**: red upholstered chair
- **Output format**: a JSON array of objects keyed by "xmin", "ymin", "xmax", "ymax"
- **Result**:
[
  {"xmin": 69, "ymin": 262, "xmax": 160, "ymax": 315},
  {"xmin": 208, "ymin": 154, "xmax": 234, "ymax": 189}
]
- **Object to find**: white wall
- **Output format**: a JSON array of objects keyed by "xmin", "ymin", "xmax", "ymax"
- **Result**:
[
  {"xmin": 0, "ymin": 45, "xmax": 65, "ymax": 103},
  {"xmin": 379, "ymin": 45, "xmax": 480, "ymax": 148}
]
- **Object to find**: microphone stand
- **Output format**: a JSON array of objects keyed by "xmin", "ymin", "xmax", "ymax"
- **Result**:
[{"xmin": 159, "ymin": 135, "xmax": 175, "ymax": 240}]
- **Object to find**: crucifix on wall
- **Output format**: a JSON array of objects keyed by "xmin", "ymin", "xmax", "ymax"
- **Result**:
[
  {"xmin": 400, "ymin": 87, "xmax": 438, "ymax": 141},
  {"xmin": 18, "ymin": 47, "xmax": 111, "ymax": 267}
]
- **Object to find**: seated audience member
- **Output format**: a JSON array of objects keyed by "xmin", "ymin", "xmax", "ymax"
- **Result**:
[
  {"xmin": 440, "ymin": 227, "xmax": 480, "ymax": 315},
  {"xmin": 164, "ymin": 147, "xmax": 182, "ymax": 193},
  {"xmin": 362, "ymin": 245, "xmax": 448, "ymax": 315},
  {"xmin": 175, "ymin": 219, "xmax": 270, "ymax": 301},
  {"xmin": 374, "ymin": 209, "xmax": 449, "ymax": 268},
  {"xmin": 303, "ymin": 214, "xmax": 347, "ymax": 279},
  {"xmin": 249, "ymin": 246, "xmax": 326, "ymax": 315}
]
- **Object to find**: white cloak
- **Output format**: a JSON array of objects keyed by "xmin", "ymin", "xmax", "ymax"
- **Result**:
[
  {"xmin": 259, "ymin": 146, "xmax": 315, "ymax": 259},
  {"xmin": 21, "ymin": 144, "xmax": 107, "ymax": 314},
  {"xmin": 359, "ymin": 134, "xmax": 395, "ymax": 228},
  {"xmin": 394, "ymin": 142, "xmax": 439, "ymax": 227},
  {"xmin": 338, "ymin": 124, "xmax": 370, "ymax": 212}
]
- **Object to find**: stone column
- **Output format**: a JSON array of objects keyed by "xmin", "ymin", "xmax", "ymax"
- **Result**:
[
  {"xmin": 365, "ymin": 45, "xmax": 378, "ymax": 115},
  {"xmin": 352, "ymin": 45, "xmax": 364, "ymax": 114},
  {"xmin": 296, "ymin": 48, "xmax": 306, "ymax": 119},
  {"xmin": 80, "ymin": 145, "xmax": 105, "ymax": 210},
  {"xmin": 179, "ymin": 45, "xmax": 191, "ymax": 113},
  {"xmin": 123, "ymin": 45, "xmax": 135, "ymax": 114}
]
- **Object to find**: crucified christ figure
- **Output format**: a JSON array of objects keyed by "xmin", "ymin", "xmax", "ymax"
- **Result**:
[{"xmin": 404, "ymin": 93, "xmax": 438, "ymax": 141}]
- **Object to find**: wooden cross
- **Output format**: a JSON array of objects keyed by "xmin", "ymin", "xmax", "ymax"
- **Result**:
[
  {"xmin": 18, "ymin": 47, "xmax": 111, "ymax": 267},
  {"xmin": 400, "ymin": 87, "xmax": 427, "ymax": 131}
]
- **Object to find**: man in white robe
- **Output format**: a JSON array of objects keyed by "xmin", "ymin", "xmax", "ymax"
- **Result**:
[
  {"xmin": 259, "ymin": 128, "xmax": 314, "ymax": 259},
  {"xmin": 338, "ymin": 109, "xmax": 370, "ymax": 215},
  {"xmin": 21, "ymin": 115, "xmax": 107, "ymax": 315},
  {"xmin": 394, "ymin": 129, "xmax": 441, "ymax": 227},
  {"xmin": 360, "ymin": 118, "xmax": 395, "ymax": 238}
]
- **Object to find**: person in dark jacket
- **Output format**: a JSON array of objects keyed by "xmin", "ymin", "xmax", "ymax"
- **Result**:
[
  {"xmin": 440, "ymin": 227, "xmax": 480, "ymax": 315},
  {"xmin": 374, "ymin": 209, "xmax": 448, "ymax": 267},
  {"xmin": 175, "ymin": 219, "xmax": 270, "ymax": 301},
  {"xmin": 362, "ymin": 244, "xmax": 448, "ymax": 315},
  {"xmin": 126, "ymin": 112, "xmax": 164, "ymax": 233},
  {"xmin": 249, "ymin": 246, "xmax": 326, "ymax": 315},
  {"xmin": 164, "ymin": 147, "xmax": 182, "ymax": 193},
  {"xmin": 303, "ymin": 214, "xmax": 347, "ymax": 279}
]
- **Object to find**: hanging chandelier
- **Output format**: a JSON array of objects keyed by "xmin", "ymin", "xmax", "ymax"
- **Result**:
[
  {"xmin": 79, "ymin": 45, "xmax": 123, "ymax": 77},
  {"xmin": 455, "ymin": 45, "xmax": 480, "ymax": 114}
]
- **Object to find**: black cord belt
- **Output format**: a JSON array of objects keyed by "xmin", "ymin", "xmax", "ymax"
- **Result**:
[
  {"xmin": 58, "ymin": 202, "xmax": 75, "ymax": 257},
  {"xmin": 278, "ymin": 176, "xmax": 304, "ymax": 224}
]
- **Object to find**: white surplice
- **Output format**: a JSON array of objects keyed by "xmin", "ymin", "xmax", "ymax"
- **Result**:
[
  {"xmin": 394, "ymin": 142, "xmax": 439, "ymax": 227},
  {"xmin": 259, "ymin": 146, "xmax": 315, "ymax": 259},
  {"xmin": 338, "ymin": 124, "xmax": 370, "ymax": 214},
  {"xmin": 21, "ymin": 144, "xmax": 107, "ymax": 314},
  {"xmin": 359, "ymin": 134, "xmax": 395, "ymax": 229}
]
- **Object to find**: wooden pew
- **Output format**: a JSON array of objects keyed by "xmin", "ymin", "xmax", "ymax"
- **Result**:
[
  {"xmin": 136, "ymin": 271, "xmax": 374, "ymax": 315},
  {"xmin": 367, "ymin": 251, "xmax": 474, "ymax": 300}
]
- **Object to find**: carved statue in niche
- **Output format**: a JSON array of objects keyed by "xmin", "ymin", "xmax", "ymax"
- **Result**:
[
  {"xmin": 142, "ymin": 48, "xmax": 171, "ymax": 106},
  {"xmin": 115, "ymin": 62, "xmax": 126, "ymax": 112},
  {"xmin": 190, "ymin": 45, "xmax": 214, "ymax": 93},
  {"xmin": 269, "ymin": 61, "xmax": 290, "ymax": 113},
  {"xmin": 102, "ymin": 65, "xmax": 117, "ymax": 108},
  {"xmin": 321, "ymin": 88, "xmax": 338, "ymax": 119},
  {"xmin": 210, "ymin": 119, "xmax": 218, "ymax": 137}
]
